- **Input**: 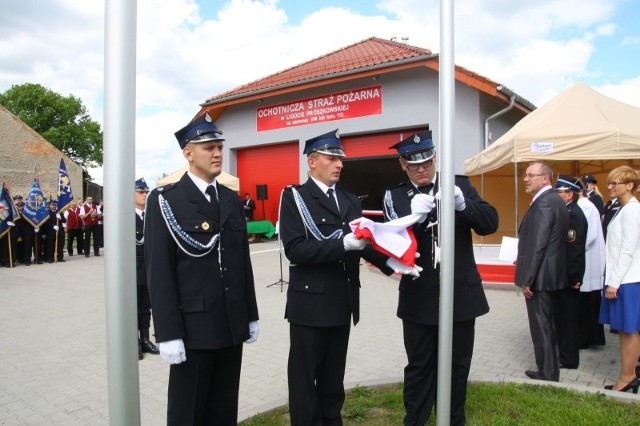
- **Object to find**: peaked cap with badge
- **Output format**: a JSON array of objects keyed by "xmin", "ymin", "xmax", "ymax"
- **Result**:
[
  {"xmin": 303, "ymin": 129, "xmax": 346, "ymax": 157},
  {"xmin": 135, "ymin": 178, "xmax": 150, "ymax": 192},
  {"xmin": 174, "ymin": 112, "xmax": 225, "ymax": 149},
  {"xmin": 554, "ymin": 175, "xmax": 582, "ymax": 193},
  {"xmin": 390, "ymin": 129, "xmax": 435, "ymax": 164}
]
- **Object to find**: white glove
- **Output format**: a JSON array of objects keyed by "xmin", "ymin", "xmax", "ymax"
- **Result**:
[
  {"xmin": 56, "ymin": 213, "xmax": 61, "ymax": 220},
  {"xmin": 53, "ymin": 225, "xmax": 59, "ymax": 231},
  {"xmin": 411, "ymin": 194, "xmax": 436, "ymax": 223},
  {"xmin": 159, "ymin": 338, "xmax": 186, "ymax": 364},
  {"xmin": 7, "ymin": 221, "xmax": 14, "ymax": 227},
  {"xmin": 34, "ymin": 227, "xmax": 39, "ymax": 233},
  {"xmin": 245, "ymin": 321, "xmax": 259, "ymax": 344},
  {"xmin": 454, "ymin": 186, "xmax": 466, "ymax": 211},
  {"xmin": 386, "ymin": 258, "xmax": 423, "ymax": 277},
  {"xmin": 343, "ymin": 232, "xmax": 367, "ymax": 251}
]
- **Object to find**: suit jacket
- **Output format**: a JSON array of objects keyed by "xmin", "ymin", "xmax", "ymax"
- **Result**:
[
  {"xmin": 565, "ymin": 199, "xmax": 587, "ymax": 286},
  {"xmin": 279, "ymin": 178, "xmax": 393, "ymax": 327},
  {"xmin": 144, "ymin": 173, "xmax": 259, "ymax": 350},
  {"xmin": 383, "ymin": 175, "xmax": 498, "ymax": 325},
  {"xmin": 244, "ymin": 198, "xmax": 256, "ymax": 220},
  {"xmin": 515, "ymin": 188, "xmax": 569, "ymax": 292}
]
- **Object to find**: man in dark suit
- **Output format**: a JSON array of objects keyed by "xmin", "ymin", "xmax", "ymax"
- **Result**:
[
  {"xmin": 134, "ymin": 177, "xmax": 159, "ymax": 360},
  {"xmin": 43, "ymin": 199, "xmax": 65, "ymax": 263},
  {"xmin": 516, "ymin": 161, "xmax": 569, "ymax": 382},
  {"xmin": 144, "ymin": 113, "xmax": 259, "ymax": 425},
  {"xmin": 382, "ymin": 130, "xmax": 499, "ymax": 426},
  {"xmin": 279, "ymin": 129, "xmax": 397, "ymax": 425},
  {"xmin": 243, "ymin": 193, "xmax": 255, "ymax": 221},
  {"xmin": 553, "ymin": 175, "xmax": 587, "ymax": 369}
]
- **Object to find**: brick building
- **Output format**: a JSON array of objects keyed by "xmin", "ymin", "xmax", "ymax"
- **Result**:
[{"xmin": 0, "ymin": 105, "xmax": 84, "ymax": 201}]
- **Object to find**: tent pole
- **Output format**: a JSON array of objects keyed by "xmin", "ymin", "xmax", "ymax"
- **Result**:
[{"xmin": 514, "ymin": 162, "xmax": 519, "ymax": 238}]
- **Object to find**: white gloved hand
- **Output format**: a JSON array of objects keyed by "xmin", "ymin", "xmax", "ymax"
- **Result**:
[
  {"xmin": 56, "ymin": 213, "xmax": 61, "ymax": 220},
  {"xmin": 411, "ymin": 194, "xmax": 436, "ymax": 223},
  {"xmin": 386, "ymin": 258, "xmax": 423, "ymax": 277},
  {"xmin": 245, "ymin": 321, "xmax": 259, "ymax": 344},
  {"xmin": 454, "ymin": 185, "xmax": 466, "ymax": 211},
  {"xmin": 34, "ymin": 227, "xmax": 39, "ymax": 233},
  {"xmin": 343, "ymin": 232, "xmax": 367, "ymax": 251},
  {"xmin": 159, "ymin": 338, "xmax": 186, "ymax": 364},
  {"xmin": 53, "ymin": 225, "xmax": 59, "ymax": 231},
  {"xmin": 7, "ymin": 221, "xmax": 14, "ymax": 227}
]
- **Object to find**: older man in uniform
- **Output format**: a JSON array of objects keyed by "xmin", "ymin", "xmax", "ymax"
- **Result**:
[
  {"xmin": 144, "ymin": 113, "xmax": 259, "ymax": 425},
  {"xmin": 279, "ymin": 129, "xmax": 405, "ymax": 425},
  {"xmin": 383, "ymin": 129, "xmax": 499, "ymax": 425},
  {"xmin": 134, "ymin": 178, "xmax": 159, "ymax": 360},
  {"xmin": 553, "ymin": 175, "xmax": 587, "ymax": 369}
]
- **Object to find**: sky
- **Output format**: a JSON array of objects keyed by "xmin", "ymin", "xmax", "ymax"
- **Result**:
[{"xmin": 1, "ymin": 0, "xmax": 639, "ymax": 187}]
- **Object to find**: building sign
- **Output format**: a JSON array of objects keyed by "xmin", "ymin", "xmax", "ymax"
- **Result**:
[{"xmin": 256, "ymin": 85, "xmax": 382, "ymax": 131}]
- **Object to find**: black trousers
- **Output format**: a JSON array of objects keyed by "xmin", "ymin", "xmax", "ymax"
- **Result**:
[
  {"xmin": 45, "ymin": 230, "xmax": 65, "ymax": 261},
  {"xmin": 83, "ymin": 225, "xmax": 100, "ymax": 255},
  {"xmin": 288, "ymin": 323, "xmax": 351, "ymax": 426},
  {"xmin": 554, "ymin": 287, "xmax": 580, "ymax": 368},
  {"xmin": 167, "ymin": 345, "xmax": 243, "ymax": 426},
  {"xmin": 67, "ymin": 228, "xmax": 84, "ymax": 255},
  {"xmin": 402, "ymin": 319, "xmax": 475, "ymax": 426},
  {"xmin": 525, "ymin": 290, "xmax": 560, "ymax": 381},
  {"xmin": 578, "ymin": 290, "xmax": 606, "ymax": 347}
]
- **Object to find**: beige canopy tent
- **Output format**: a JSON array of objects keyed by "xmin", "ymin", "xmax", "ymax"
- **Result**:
[
  {"xmin": 155, "ymin": 164, "xmax": 240, "ymax": 192},
  {"xmin": 464, "ymin": 83, "xmax": 640, "ymax": 176}
]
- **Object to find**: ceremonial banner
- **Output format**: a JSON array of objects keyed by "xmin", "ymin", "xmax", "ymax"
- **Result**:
[
  {"xmin": 0, "ymin": 182, "xmax": 19, "ymax": 238},
  {"xmin": 57, "ymin": 158, "xmax": 74, "ymax": 212},
  {"xmin": 22, "ymin": 178, "xmax": 50, "ymax": 228}
]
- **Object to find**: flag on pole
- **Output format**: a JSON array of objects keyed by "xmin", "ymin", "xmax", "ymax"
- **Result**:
[
  {"xmin": 0, "ymin": 182, "xmax": 19, "ymax": 238},
  {"xmin": 22, "ymin": 177, "xmax": 50, "ymax": 228},
  {"xmin": 57, "ymin": 158, "xmax": 74, "ymax": 213}
]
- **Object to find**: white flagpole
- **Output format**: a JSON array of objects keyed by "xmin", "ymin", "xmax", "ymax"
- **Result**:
[
  {"xmin": 104, "ymin": 0, "xmax": 140, "ymax": 424},
  {"xmin": 437, "ymin": 0, "xmax": 455, "ymax": 425}
]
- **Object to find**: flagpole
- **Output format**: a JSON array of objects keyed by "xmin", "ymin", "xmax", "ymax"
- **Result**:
[
  {"xmin": 7, "ymin": 228, "xmax": 13, "ymax": 267},
  {"xmin": 104, "ymin": 0, "xmax": 140, "ymax": 424},
  {"xmin": 54, "ymin": 217, "xmax": 59, "ymax": 262}
]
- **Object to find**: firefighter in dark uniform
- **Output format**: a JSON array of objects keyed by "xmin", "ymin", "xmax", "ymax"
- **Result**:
[
  {"xmin": 14, "ymin": 198, "xmax": 33, "ymax": 266},
  {"xmin": 382, "ymin": 130, "xmax": 499, "ymax": 426},
  {"xmin": 135, "ymin": 177, "xmax": 159, "ymax": 360},
  {"xmin": 279, "ymin": 129, "xmax": 407, "ymax": 425},
  {"xmin": 44, "ymin": 199, "xmax": 66, "ymax": 263},
  {"xmin": 144, "ymin": 113, "xmax": 259, "ymax": 425},
  {"xmin": 553, "ymin": 176, "xmax": 587, "ymax": 369}
]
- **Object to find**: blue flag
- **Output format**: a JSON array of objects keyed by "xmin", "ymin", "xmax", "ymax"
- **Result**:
[
  {"xmin": 22, "ymin": 178, "xmax": 50, "ymax": 228},
  {"xmin": 0, "ymin": 182, "xmax": 19, "ymax": 238},
  {"xmin": 57, "ymin": 158, "xmax": 74, "ymax": 212}
]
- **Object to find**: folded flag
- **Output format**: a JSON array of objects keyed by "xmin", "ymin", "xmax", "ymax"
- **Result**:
[{"xmin": 349, "ymin": 214, "xmax": 423, "ymax": 267}]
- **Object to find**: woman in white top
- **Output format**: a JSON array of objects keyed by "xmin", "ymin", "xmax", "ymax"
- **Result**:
[{"xmin": 599, "ymin": 165, "xmax": 640, "ymax": 393}]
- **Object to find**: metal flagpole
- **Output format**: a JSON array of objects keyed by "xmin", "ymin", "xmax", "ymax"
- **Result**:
[
  {"xmin": 104, "ymin": 0, "xmax": 140, "ymax": 424},
  {"xmin": 437, "ymin": 0, "xmax": 455, "ymax": 425}
]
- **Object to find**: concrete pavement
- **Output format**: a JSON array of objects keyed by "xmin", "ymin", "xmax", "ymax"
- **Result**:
[{"xmin": 0, "ymin": 241, "xmax": 635, "ymax": 425}]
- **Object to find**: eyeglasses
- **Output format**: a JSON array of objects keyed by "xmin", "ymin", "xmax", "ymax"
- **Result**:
[
  {"xmin": 607, "ymin": 181, "xmax": 628, "ymax": 187},
  {"xmin": 404, "ymin": 159, "xmax": 434, "ymax": 171},
  {"xmin": 523, "ymin": 173, "xmax": 546, "ymax": 179}
]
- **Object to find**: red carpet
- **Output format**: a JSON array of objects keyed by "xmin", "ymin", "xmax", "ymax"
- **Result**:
[{"xmin": 478, "ymin": 263, "xmax": 515, "ymax": 285}]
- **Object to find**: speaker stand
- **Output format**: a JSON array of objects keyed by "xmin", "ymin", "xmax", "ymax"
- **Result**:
[
  {"xmin": 261, "ymin": 200, "xmax": 266, "ymax": 220},
  {"xmin": 267, "ymin": 235, "xmax": 288, "ymax": 292}
]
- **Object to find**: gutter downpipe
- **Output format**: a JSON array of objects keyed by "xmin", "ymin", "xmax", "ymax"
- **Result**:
[{"xmin": 479, "ymin": 87, "xmax": 516, "ymax": 245}]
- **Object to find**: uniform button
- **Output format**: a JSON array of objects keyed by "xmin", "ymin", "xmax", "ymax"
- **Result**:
[
  {"xmin": 305, "ymin": 285, "xmax": 309, "ymax": 289},
  {"xmin": 225, "ymin": 287, "xmax": 229, "ymax": 291},
  {"xmin": 322, "ymin": 218, "xmax": 326, "ymax": 222}
]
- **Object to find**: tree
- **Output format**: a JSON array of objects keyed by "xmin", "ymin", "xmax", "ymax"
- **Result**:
[{"xmin": 0, "ymin": 83, "xmax": 103, "ymax": 169}]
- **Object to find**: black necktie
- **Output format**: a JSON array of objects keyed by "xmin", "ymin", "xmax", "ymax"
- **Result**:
[
  {"xmin": 206, "ymin": 185, "xmax": 220, "ymax": 219},
  {"xmin": 141, "ymin": 211, "xmax": 144, "ymax": 221},
  {"xmin": 327, "ymin": 188, "xmax": 339, "ymax": 212},
  {"xmin": 418, "ymin": 183, "xmax": 434, "ymax": 193}
]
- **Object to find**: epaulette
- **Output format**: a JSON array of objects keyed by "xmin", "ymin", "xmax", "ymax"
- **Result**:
[
  {"xmin": 155, "ymin": 182, "xmax": 177, "ymax": 193},
  {"xmin": 284, "ymin": 183, "xmax": 302, "ymax": 190}
]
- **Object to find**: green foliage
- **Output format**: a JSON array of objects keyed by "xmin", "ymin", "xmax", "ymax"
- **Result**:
[
  {"xmin": 240, "ymin": 382, "xmax": 640, "ymax": 425},
  {"xmin": 0, "ymin": 83, "xmax": 103, "ymax": 168}
]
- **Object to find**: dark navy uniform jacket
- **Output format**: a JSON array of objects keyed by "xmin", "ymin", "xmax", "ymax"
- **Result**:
[
  {"xmin": 566, "ymin": 199, "xmax": 587, "ymax": 286},
  {"xmin": 279, "ymin": 178, "xmax": 393, "ymax": 327},
  {"xmin": 383, "ymin": 175, "xmax": 498, "ymax": 325},
  {"xmin": 144, "ymin": 172, "xmax": 259, "ymax": 350}
]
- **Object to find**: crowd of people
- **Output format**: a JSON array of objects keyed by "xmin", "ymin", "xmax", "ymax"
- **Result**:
[
  {"xmin": 515, "ymin": 163, "xmax": 640, "ymax": 396},
  {"xmin": 0, "ymin": 195, "xmax": 103, "ymax": 267}
]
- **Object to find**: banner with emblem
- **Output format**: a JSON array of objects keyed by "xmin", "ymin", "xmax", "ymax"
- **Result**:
[
  {"xmin": 0, "ymin": 181, "xmax": 20, "ymax": 238},
  {"xmin": 22, "ymin": 177, "xmax": 50, "ymax": 228},
  {"xmin": 57, "ymin": 158, "xmax": 74, "ymax": 213}
]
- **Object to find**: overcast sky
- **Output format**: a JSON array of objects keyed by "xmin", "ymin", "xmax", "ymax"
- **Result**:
[{"xmin": 1, "ymin": 0, "xmax": 639, "ymax": 186}]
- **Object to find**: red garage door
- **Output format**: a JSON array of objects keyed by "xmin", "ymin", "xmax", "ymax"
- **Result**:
[{"xmin": 237, "ymin": 142, "xmax": 299, "ymax": 223}]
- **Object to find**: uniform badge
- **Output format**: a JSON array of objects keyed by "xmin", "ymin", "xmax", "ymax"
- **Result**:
[
  {"xmin": 413, "ymin": 134, "xmax": 421, "ymax": 143},
  {"xmin": 202, "ymin": 221, "xmax": 210, "ymax": 230},
  {"xmin": 567, "ymin": 229, "xmax": 576, "ymax": 242}
]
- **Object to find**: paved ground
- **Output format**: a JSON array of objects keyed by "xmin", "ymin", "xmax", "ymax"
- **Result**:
[{"xmin": 0, "ymin": 241, "xmax": 636, "ymax": 425}]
